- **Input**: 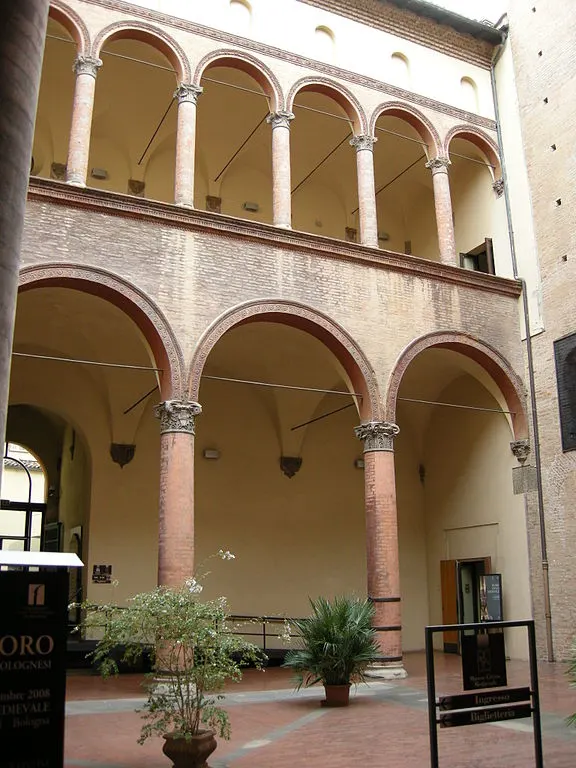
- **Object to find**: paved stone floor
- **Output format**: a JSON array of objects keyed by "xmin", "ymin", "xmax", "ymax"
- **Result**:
[{"xmin": 64, "ymin": 652, "xmax": 576, "ymax": 767}]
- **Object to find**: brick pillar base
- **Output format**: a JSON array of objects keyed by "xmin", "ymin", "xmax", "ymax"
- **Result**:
[
  {"xmin": 355, "ymin": 421, "xmax": 406, "ymax": 678},
  {"xmin": 155, "ymin": 400, "xmax": 201, "ymax": 586}
]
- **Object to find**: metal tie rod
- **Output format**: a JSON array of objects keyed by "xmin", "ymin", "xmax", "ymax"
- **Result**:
[
  {"xmin": 12, "ymin": 351, "xmax": 162, "ymax": 373},
  {"xmin": 202, "ymin": 374, "xmax": 362, "ymax": 398}
]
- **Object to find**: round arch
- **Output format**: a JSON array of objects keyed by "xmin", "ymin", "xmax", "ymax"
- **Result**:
[
  {"xmin": 92, "ymin": 21, "xmax": 191, "ymax": 82},
  {"xmin": 386, "ymin": 331, "xmax": 528, "ymax": 438},
  {"xmin": 369, "ymin": 101, "xmax": 441, "ymax": 157},
  {"xmin": 18, "ymin": 264, "xmax": 185, "ymax": 400},
  {"xmin": 287, "ymin": 76, "xmax": 367, "ymax": 133},
  {"xmin": 49, "ymin": 0, "xmax": 90, "ymax": 54},
  {"xmin": 444, "ymin": 125, "xmax": 502, "ymax": 178},
  {"xmin": 193, "ymin": 49, "xmax": 283, "ymax": 112},
  {"xmin": 188, "ymin": 299, "xmax": 381, "ymax": 421}
]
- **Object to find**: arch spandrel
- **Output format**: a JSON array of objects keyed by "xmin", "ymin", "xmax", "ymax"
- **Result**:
[
  {"xmin": 386, "ymin": 331, "xmax": 528, "ymax": 438},
  {"xmin": 193, "ymin": 49, "xmax": 283, "ymax": 112},
  {"xmin": 92, "ymin": 21, "xmax": 191, "ymax": 82},
  {"xmin": 18, "ymin": 263, "xmax": 185, "ymax": 400},
  {"xmin": 287, "ymin": 77, "xmax": 367, "ymax": 134},
  {"xmin": 188, "ymin": 299, "xmax": 382, "ymax": 421}
]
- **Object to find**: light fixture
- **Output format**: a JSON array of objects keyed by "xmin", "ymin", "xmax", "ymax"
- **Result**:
[
  {"xmin": 91, "ymin": 167, "xmax": 108, "ymax": 180},
  {"xmin": 377, "ymin": 231, "xmax": 390, "ymax": 241},
  {"xmin": 242, "ymin": 201, "xmax": 259, "ymax": 212},
  {"xmin": 354, "ymin": 458, "xmax": 365, "ymax": 469},
  {"xmin": 203, "ymin": 448, "xmax": 220, "ymax": 460}
]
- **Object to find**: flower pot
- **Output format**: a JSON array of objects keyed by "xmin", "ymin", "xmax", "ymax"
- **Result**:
[
  {"xmin": 162, "ymin": 730, "xmax": 217, "ymax": 768},
  {"xmin": 322, "ymin": 683, "xmax": 351, "ymax": 707}
]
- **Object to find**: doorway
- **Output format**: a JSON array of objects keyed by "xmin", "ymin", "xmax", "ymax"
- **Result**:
[{"xmin": 440, "ymin": 557, "xmax": 491, "ymax": 653}]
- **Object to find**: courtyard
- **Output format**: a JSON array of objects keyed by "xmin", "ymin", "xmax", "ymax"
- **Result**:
[{"xmin": 65, "ymin": 653, "xmax": 576, "ymax": 768}]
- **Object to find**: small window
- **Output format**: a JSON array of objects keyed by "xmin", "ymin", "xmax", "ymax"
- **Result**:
[
  {"xmin": 554, "ymin": 334, "xmax": 576, "ymax": 451},
  {"xmin": 460, "ymin": 238, "xmax": 494, "ymax": 274},
  {"xmin": 230, "ymin": 0, "xmax": 252, "ymax": 31},
  {"xmin": 460, "ymin": 77, "xmax": 479, "ymax": 112},
  {"xmin": 314, "ymin": 26, "xmax": 336, "ymax": 61},
  {"xmin": 391, "ymin": 52, "xmax": 410, "ymax": 88}
]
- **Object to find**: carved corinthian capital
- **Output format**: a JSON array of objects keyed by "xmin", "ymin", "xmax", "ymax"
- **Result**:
[
  {"xmin": 493, "ymin": 178, "xmax": 505, "ymax": 197},
  {"xmin": 425, "ymin": 157, "xmax": 451, "ymax": 174},
  {"xmin": 155, "ymin": 400, "xmax": 202, "ymax": 435},
  {"xmin": 174, "ymin": 83, "xmax": 203, "ymax": 105},
  {"xmin": 510, "ymin": 439, "xmax": 530, "ymax": 465},
  {"xmin": 267, "ymin": 111, "xmax": 294, "ymax": 129},
  {"xmin": 350, "ymin": 135, "xmax": 377, "ymax": 152},
  {"xmin": 73, "ymin": 56, "xmax": 102, "ymax": 78},
  {"xmin": 355, "ymin": 421, "xmax": 400, "ymax": 452}
]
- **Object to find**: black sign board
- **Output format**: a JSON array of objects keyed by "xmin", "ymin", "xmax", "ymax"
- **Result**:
[
  {"xmin": 480, "ymin": 574, "xmax": 503, "ymax": 622},
  {"xmin": 439, "ymin": 686, "xmax": 531, "ymax": 712},
  {"xmin": 92, "ymin": 564, "xmax": 112, "ymax": 584},
  {"xmin": 0, "ymin": 570, "xmax": 69, "ymax": 768},
  {"xmin": 461, "ymin": 631, "xmax": 507, "ymax": 690},
  {"xmin": 440, "ymin": 703, "xmax": 532, "ymax": 728}
]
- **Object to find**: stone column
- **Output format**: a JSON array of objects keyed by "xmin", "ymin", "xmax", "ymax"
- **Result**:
[
  {"xmin": 355, "ymin": 421, "xmax": 406, "ymax": 678},
  {"xmin": 174, "ymin": 83, "xmax": 202, "ymax": 207},
  {"xmin": 155, "ymin": 400, "xmax": 202, "ymax": 586},
  {"xmin": 426, "ymin": 157, "xmax": 458, "ymax": 266},
  {"xmin": 0, "ymin": 0, "xmax": 49, "ymax": 482},
  {"xmin": 66, "ymin": 56, "xmax": 102, "ymax": 186},
  {"xmin": 350, "ymin": 135, "xmax": 378, "ymax": 248},
  {"xmin": 267, "ymin": 111, "xmax": 294, "ymax": 229}
]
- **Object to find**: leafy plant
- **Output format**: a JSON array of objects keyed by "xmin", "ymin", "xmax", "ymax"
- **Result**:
[
  {"xmin": 79, "ymin": 553, "xmax": 263, "ymax": 743},
  {"xmin": 282, "ymin": 595, "xmax": 380, "ymax": 688}
]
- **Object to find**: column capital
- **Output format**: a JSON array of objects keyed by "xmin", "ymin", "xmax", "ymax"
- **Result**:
[
  {"xmin": 510, "ymin": 438, "xmax": 530, "ymax": 465},
  {"xmin": 267, "ymin": 110, "xmax": 294, "ymax": 129},
  {"xmin": 350, "ymin": 134, "xmax": 377, "ymax": 152},
  {"xmin": 155, "ymin": 400, "xmax": 202, "ymax": 435},
  {"xmin": 355, "ymin": 421, "xmax": 400, "ymax": 452},
  {"xmin": 425, "ymin": 156, "xmax": 451, "ymax": 174},
  {"xmin": 174, "ymin": 83, "xmax": 203, "ymax": 105},
  {"xmin": 73, "ymin": 55, "xmax": 102, "ymax": 78},
  {"xmin": 493, "ymin": 178, "xmax": 505, "ymax": 197}
]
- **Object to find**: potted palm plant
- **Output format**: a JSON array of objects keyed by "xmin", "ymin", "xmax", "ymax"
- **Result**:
[
  {"xmin": 80, "ymin": 552, "xmax": 263, "ymax": 767},
  {"xmin": 283, "ymin": 595, "xmax": 380, "ymax": 707}
]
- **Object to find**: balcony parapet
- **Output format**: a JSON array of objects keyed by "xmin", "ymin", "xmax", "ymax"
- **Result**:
[{"xmin": 27, "ymin": 177, "xmax": 521, "ymax": 299}]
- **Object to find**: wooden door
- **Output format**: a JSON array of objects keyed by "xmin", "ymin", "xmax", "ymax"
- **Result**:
[{"xmin": 440, "ymin": 560, "xmax": 458, "ymax": 653}]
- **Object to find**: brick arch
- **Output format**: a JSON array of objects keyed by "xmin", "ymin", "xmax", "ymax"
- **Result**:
[
  {"xmin": 49, "ymin": 0, "xmax": 90, "ymax": 54},
  {"xmin": 18, "ymin": 263, "xmax": 185, "ymax": 400},
  {"xmin": 386, "ymin": 331, "xmax": 528, "ymax": 438},
  {"xmin": 188, "ymin": 299, "xmax": 382, "ymax": 421},
  {"xmin": 287, "ymin": 76, "xmax": 367, "ymax": 133},
  {"xmin": 92, "ymin": 21, "xmax": 191, "ymax": 82},
  {"xmin": 193, "ymin": 49, "xmax": 282, "ymax": 112},
  {"xmin": 444, "ymin": 124, "xmax": 501, "ymax": 178},
  {"xmin": 369, "ymin": 101, "xmax": 441, "ymax": 157}
]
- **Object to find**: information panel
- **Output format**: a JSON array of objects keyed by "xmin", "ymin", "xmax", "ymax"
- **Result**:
[
  {"xmin": 0, "ymin": 570, "xmax": 69, "ymax": 768},
  {"xmin": 461, "ymin": 631, "xmax": 507, "ymax": 690},
  {"xmin": 480, "ymin": 574, "xmax": 503, "ymax": 622}
]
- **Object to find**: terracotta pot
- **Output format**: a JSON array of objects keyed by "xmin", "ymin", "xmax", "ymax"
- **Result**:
[
  {"xmin": 322, "ymin": 683, "xmax": 351, "ymax": 707},
  {"xmin": 162, "ymin": 730, "xmax": 217, "ymax": 768}
]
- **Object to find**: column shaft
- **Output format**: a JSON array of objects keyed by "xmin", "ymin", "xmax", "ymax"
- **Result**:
[
  {"xmin": 351, "ymin": 135, "xmax": 378, "ymax": 248},
  {"xmin": 174, "ymin": 84, "xmax": 202, "ymax": 207},
  {"xmin": 364, "ymin": 449, "xmax": 402, "ymax": 661},
  {"xmin": 156, "ymin": 401, "xmax": 201, "ymax": 586},
  {"xmin": 268, "ymin": 111, "xmax": 294, "ymax": 228},
  {"xmin": 427, "ymin": 157, "xmax": 458, "ymax": 266},
  {"xmin": 0, "ymin": 0, "xmax": 49, "ymax": 481},
  {"xmin": 66, "ymin": 57, "xmax": 101, "ymax": 186}
]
